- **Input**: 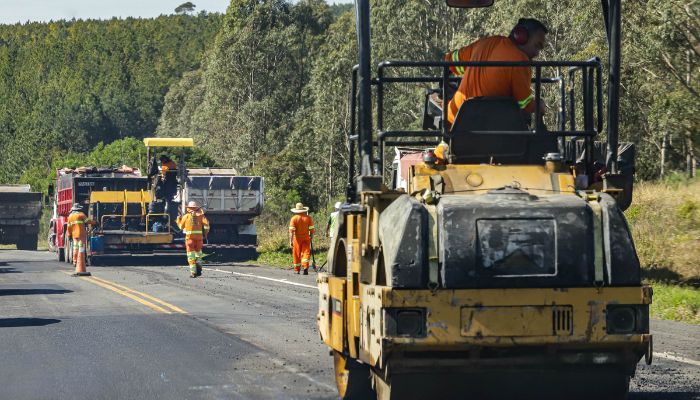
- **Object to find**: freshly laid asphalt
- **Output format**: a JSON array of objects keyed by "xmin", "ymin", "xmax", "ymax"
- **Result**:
[{"xmin": 0, "ymin": 250, "xmax": 698, "ymax": 400}]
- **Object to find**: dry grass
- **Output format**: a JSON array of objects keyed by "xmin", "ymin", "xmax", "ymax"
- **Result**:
[{"xmin": 625, "ymin": 179, "xmax": 700, "ymax": 285}]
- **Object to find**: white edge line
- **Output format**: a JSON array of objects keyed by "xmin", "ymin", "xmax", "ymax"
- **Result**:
[
  {"xmin": 199, "ymin": 267, "xmax": 318, "ymax": 290},
  {"xmin": 654, "ymin": 352, "xmax": 700, "ymax": 368}
]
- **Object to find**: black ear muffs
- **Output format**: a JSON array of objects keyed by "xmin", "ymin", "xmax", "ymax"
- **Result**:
[{"xmin": 512, "ymin": 25, "xmax": 529, "ymax": 45}]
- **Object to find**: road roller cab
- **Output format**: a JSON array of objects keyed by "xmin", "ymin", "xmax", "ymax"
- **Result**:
[{"xmin": 318, "ymin": 1, "xmax": 651, "ymax": 399}]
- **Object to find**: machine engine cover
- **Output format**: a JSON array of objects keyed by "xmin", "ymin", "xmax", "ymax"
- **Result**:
[
  {"xmin": 379, "ymin": 195, "xmax": 429, "ymax": 288},
  {"xmin": 438, "ymin": 188, "xmax": 639, "ymax": 288}
]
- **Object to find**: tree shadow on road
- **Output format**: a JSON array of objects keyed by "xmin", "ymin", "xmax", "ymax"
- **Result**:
[
  {"xmin": 630, "ymin": 393, "xmax": 700, "ymax": 400},
  {"xmin": 0, "ymin": 318, "xmax": 61, "ymax": 328},
  {"xmin": 0, "ymin": 288, "xmax": 72, "ymax": 296}
]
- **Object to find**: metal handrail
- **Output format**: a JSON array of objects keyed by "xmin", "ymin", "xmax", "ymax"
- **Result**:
[
  {"xmin": 100, "ymin": 213, "xmax": 171, "ymax": 235},
  {"xmin": 347, "ymin": 59, "xmax": 603, "ymax": 198},
  {"xmin": 145, "ymin": 213, "xmax": 171, "ymax": 234}
]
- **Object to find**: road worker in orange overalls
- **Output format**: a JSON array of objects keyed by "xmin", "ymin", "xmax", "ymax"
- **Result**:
[
  {"xmin": 288, "ymin": 202, "xmax": 314, "ymax": 275},
  {"xmin": 177, "ymin": 201, "xmax": 210, "ymax": 278},
  {"xmin": 67, "ymin": 203, "xmax": 96, "ymax": 276}
]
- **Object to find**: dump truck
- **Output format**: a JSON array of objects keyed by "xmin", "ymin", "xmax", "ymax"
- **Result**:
[
  {"xmin": 0, "ymin": 184, "xmax": 43, "ymax": 250},
  {"xmin": 318, "ymin": 1, "xmax": 651, "ymax": 399},
  {"xmin": 184, "ymin": 168, "xmax": 263, "ymax": 260},
  {"xmin": 48, "ymin": 167, "xmax": 148, "ymax": 262}
]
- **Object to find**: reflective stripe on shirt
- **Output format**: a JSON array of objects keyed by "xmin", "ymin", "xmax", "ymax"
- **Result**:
[
  {"xmin": 518, "ymin": 93, "xmax": 534, "ymax": 109},
  {"xmin": 451, "ymin": 50, "xmax": 465, "ymax": 75}
]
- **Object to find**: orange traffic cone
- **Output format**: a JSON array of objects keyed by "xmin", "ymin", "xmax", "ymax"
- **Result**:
[{"xmin": 72, "ymin": 241, "xmax": 91, "ymax": 277}]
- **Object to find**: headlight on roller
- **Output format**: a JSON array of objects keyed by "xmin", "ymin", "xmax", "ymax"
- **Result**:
[
  {"xmin": 606, "ymin": 305, "xmax": 649, "ymax": 334},
  {"xmin": 383, "ymin": 308, "xmax": 426, "ymax": 338}
]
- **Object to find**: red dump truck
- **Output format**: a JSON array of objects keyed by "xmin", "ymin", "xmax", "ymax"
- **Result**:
[{"xmin": 47, "ymin": 167, "xmax": 147, "ymax": 261}]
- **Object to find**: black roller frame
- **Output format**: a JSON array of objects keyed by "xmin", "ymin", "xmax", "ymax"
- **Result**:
[{"xmin": 348, "ymin": 0, "xmax": 622, "ymax": 199}]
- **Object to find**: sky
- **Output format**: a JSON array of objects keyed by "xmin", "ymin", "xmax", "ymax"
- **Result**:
[{"xmin": 0, "ymin": 0, "xmax": 353, "ymax": 25}]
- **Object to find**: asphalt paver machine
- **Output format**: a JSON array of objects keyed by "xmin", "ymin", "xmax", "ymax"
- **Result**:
[{"xmin": 317, "ymin": 1, "xmax": 651, "ymax": 399}]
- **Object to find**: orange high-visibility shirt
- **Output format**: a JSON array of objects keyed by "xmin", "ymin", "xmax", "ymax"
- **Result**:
[
  {"xmin": 177, "ymin": 212, "xmax": 210, "ymax": 240},
  {"xmin": 446, "ymin": 36, "xmax": 535, "ymax": 124},
  {"xmin": 67, "ymin": 211, "xmax": 94, "ymax": 239},
  {"xmin": 289, "ymin": 214, "xmax": 314, "ymax": 239}
]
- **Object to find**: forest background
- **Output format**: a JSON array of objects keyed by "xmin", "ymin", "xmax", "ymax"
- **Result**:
[{"xmin": 0, "ymin": 0, "xmax": 697, "ymax": 321}]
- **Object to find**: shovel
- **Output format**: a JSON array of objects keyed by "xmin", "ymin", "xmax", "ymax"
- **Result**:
[{"xmin": 310, "ymin": 235, "xmax": 318, "ymax": 272}]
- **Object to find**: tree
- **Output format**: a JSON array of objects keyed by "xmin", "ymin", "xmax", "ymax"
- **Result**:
[
  {"xmin": 175, "ymin": 2, "xmax": 197, "ymax": 14},
  {"xmin": 0, "ymin": 13, "xmax": 222, "ymax": 185}
]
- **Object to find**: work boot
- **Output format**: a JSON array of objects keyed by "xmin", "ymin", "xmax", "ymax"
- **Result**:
[
  {"xmin": 294, "ymin": 269, "xmax": 300, "ymax": 275},
  {"xmin": 196, "ymin": 265, "xmax": 202, "ymax": 277},
  {"xmin": 190, "ymin": 272, "xmax": 197, "ymax": 278},
  {"xmin": 303, "ymin": 268, "xmax": 309, "ymax": 275}
]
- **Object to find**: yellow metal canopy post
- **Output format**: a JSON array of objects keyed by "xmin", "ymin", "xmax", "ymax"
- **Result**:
[{"xmin": 143, "ymin": 137, "xmax": 194, "ymax": 148}]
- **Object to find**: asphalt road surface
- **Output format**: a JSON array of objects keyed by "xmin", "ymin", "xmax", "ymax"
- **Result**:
[{"xmin": 0, "ymin": 250, "xmax": 698, "ymax": 400}]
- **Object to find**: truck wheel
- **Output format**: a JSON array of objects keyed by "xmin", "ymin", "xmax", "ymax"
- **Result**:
[
  {"xmin": 333, "ymin": 351, "xmax": 375, "ymax": 400},
  {"xmin": 16, "ymin": 235, "xmax": 38, "ymax": 251},
  {"xmin": 57, "ymin": 245, "xmax": 65, "ymax": 262},
  {"xmin": 65, "ymin": 236, "xmax": 73, "ymax": 264}
]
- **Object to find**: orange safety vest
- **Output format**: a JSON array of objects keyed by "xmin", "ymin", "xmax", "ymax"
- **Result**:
[
  {"xmin": 67, "ymin": 211, "xmax": 93, "ymax": 239},
  {"xmin": 445, "ymin": 36, "xmax": 534, "ymax": 124},
  {"xmin": 177, "ymin": 212, "xmax": 210, "ymax": 239},
  {"xmin": 289, "ymin": 214, "xmax": 314, "ymax": 239}
]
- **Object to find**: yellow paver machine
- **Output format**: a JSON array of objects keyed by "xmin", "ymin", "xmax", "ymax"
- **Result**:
[{"xmin": 317, "ymin": 1, "xmax": 651, "ymax": 399}]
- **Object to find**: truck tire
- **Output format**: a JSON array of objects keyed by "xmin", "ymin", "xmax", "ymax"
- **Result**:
[
  {"xmin": 65, "ymin": 235, "xmax": 73, "ymax": 264},
  {"xmin": 16, "ymin": 234, "xmax": 38, "ymax": 251}
]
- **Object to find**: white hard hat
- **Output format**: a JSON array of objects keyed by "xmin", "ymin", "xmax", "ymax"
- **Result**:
[
  {"xmin": 186, "ymin": 201, "xmax": 200, "ymax": 209},
  {"xmin": 334, "ymin": 202, "xmax": 341, "ymax": 209}
]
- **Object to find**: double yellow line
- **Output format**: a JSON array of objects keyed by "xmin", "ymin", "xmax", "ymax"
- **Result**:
[{"xmin": 65, "ymin": 272, "xmax": 187, "ymax": 314}]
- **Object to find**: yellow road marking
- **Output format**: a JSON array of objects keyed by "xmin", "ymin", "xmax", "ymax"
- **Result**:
[
  {"xmin": 80, "ymin": 277, "xmax": 173, "ymax": 314},
  {"xmin": 90, "ymin": 275, "xmax": 187, "ymax": 314},
  {"xmin": 61, "ymin": 271, "xmax": 187, "ymax": 315}
]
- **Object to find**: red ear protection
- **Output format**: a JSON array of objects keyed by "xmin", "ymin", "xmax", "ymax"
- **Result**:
[{"xmin": 512, "ymin": 25, "xmax": 529, "ymax": 45}]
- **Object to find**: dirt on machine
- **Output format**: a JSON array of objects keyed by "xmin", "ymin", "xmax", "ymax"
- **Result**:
[
  {"xmin": 48, "ymin": 138, "xmax": 264, "ymax": 265},
  {"xmin": 318, "ymin": 1, "xmax": 651, "ymax": 399},
  {"xmin": 0, "ymin": 184, "xmax": 43, "ymax": 250}
]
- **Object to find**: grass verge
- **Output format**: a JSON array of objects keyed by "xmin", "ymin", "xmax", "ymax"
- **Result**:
[{"xmin": 648, "ymin": 282, "xmax": 700, "ymax": 324}]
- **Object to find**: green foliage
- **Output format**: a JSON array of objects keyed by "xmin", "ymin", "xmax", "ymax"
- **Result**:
[
  {"xmin": 648, "ymin": 282, "xmax": 700, "ymax": 325},
  {"xmin": 175, "ymin": 2, "xmax": 197, "ymax": 14},
  {"xmin": 677, "ymin": 198, "xmax": 698, "ymax": 221},
  {"xmin": 252, "ymin": 152, "xmax": 317, "ymax": 223},
  {"xmin": 0, "ymin": 13, "xmax": 222, "ymax": 185},
  {"xmin": 329, "ymin": 3, "xmax": 352, "ymax": 18},
  {"xmin": 18, "ymin": 137, "xmax": 147, "ymax": 193}
]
